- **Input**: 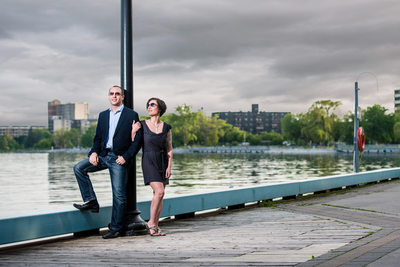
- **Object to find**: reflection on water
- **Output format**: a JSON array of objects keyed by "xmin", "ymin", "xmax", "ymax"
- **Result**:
[{"xmin": 0, "ymin": 152, "xmax": 399, "ymax": 218}]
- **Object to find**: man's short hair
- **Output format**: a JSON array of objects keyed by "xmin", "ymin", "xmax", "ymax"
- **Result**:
[{"xmin": 109, "ymin": 85, "xmax": 125, "ymax": 96}]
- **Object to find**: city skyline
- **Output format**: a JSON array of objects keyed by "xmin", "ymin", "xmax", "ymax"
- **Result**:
[{"xmin": 1, "ymin": 0, "xmax": 400, "ymax": 125}]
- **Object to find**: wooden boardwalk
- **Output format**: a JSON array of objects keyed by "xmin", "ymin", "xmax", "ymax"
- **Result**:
[
  {"xmin": 0, "ymin": 205, "xmax": 375, "ymax": 265},
  {"xmin": 1, "ymin": 179, "xmax": 400, "ymax": 266}
]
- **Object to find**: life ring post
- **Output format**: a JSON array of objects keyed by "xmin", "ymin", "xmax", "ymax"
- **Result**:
[{"xmin": 353, "ymin": 81, "xmax": 360, "ymax": 172}]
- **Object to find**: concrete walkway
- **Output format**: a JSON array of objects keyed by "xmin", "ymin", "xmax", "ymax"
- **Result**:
[{"xmin": 1, "ymin": 179, "xmax": 400, "ymax": 266}]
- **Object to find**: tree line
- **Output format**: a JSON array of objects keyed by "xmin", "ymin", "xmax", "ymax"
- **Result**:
[
  {"xmin": 0, "ymin": 126, "xmax": 97, "ymax": 152},
  {"xmin": 161, "ymin": 104, "xmax": 283, "ymax": 147},
  {"xmin": 0, "ymin": 104, "xmax": 281, "ymax": 152},
  {"xmin": 281, "ymin": 100, "xmax": 400, "ymax": 145},
  {"xmin": 1, "ymin": 100, "xmax": 399, "ymax": 152}
]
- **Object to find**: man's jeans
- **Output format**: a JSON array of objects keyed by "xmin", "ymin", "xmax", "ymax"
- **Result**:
[{"xmin": 73, "ymin": 152, "xmax": 128, "ymax": 232}]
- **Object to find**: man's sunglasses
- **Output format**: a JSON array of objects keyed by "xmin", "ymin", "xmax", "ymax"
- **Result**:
[{"xmin": 109, "ymin": 92, "xmax": 122, "ymax": 96}]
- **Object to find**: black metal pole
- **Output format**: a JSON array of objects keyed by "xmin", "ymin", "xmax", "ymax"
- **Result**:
[
  {"xmin": 353, "ymin": 82, "xmax": 359, "ymax": 173},
  {"xmin": 122, "ymin": 0, "xmax": 133, "ymax": 106},
  {"xmin": 121, "ymin": 0, "xmax": 147, "ymax": 235}
]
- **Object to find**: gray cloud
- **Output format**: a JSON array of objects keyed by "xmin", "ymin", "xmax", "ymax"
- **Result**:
[{"xmin": 1, "ymin": 0, "xmax": 400, "ymax": 126}]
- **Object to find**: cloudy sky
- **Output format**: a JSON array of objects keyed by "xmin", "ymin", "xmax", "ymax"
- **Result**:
[{"xmin": 1, "ymin": 0, "xmax": 400, "ymax": 126}]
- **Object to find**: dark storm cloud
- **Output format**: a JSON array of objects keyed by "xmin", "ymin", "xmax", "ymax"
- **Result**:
[
  {"xmin": 0, "ymin": 0, "xmax": 121, "ymax": 125},
  {"xmin": 133, "ymin": 0, "xmax": 400, "ymax": 115},
  {"xmin": 1, "ymin": 0, "xmax": 400, "ymax": 125},
  {"xmin": 134, "ymin": 1, "xmax": 308, "ymax": 65}
]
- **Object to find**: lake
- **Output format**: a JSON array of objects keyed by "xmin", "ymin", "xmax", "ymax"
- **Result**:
[{"xmin": 0, "ymin": 150, "xmax": 399, "ymax": 218}]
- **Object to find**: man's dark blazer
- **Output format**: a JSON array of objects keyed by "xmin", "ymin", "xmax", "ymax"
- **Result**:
[{"xmin": 89, "ymin": 106, "xmax": 143, "ymax": 162}]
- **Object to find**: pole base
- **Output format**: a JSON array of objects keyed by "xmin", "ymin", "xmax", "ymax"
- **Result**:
[
  {"xmin": 123, "ymin": 209, "xmax": 148, "ymax": 236},
  {"xmin": 74, "ymin": 228, "xmax": 99, "ymax": 237}
]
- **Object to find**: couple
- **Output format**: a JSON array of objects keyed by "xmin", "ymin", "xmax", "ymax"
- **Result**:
[{"xmin": 73, "ymin": 85, "xmax": 172, "ymax": 239}]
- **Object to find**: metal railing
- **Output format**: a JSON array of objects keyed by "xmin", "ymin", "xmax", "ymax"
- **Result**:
[{"xmin": 1, "ymin": 168, "xmax": 400, "ymax": 245}]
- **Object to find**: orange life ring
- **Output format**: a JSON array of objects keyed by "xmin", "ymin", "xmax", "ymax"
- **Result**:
[{"xmin": 357, "ymin": 127, "xmax": 365, "ymax": 152}]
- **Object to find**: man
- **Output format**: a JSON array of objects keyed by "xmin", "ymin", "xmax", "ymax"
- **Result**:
[{"xmin": 73, "ymin": 85, "xmax": 142, "ymax": 239}]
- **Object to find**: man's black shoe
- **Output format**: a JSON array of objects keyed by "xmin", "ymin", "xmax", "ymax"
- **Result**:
[
  {"xmin": 102, "ymin": 231, "xmax": 121, "ymax": 239},
  {"xmin": 73, "ymin": 200, "xmax": 99, "ymax": 213}
]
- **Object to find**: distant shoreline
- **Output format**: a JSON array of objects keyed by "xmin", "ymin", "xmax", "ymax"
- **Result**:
[
  {"xmin": 4, "ymin": 145, "xmax": 400, "ymax": 155},
  {"xmin": 5, "ymin": 146, "xmax": 333, "ymax": 155}
]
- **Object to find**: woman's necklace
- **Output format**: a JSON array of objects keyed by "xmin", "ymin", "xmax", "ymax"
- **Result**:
[{"xmin": 149, "ymin": 120, "xmax": 161, "ymax": 133}]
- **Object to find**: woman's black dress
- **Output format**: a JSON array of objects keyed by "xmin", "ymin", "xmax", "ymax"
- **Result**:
[{"xmin": 141, "ymin": 121, "xmax": 171, "ymax": 185}]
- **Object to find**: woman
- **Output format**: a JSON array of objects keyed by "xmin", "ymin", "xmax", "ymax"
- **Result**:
[{"xmin": 131, "ymin": 97, "xmax": 172, "ymax": 236}]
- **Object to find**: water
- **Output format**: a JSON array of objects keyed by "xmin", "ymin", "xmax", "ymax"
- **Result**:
[{"xmin": 0, "ymin": 152, "xmax": 399, "ymax": 218}]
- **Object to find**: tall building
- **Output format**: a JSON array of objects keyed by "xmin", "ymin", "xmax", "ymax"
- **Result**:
[
  {"xmin": 212, "ymin": 104, "xmax": 289, "ymax": 134},
  {"xmin": 395, "ymin": 89, "xmax": 400, "ymax": 113},
  {"xmin": 48, "ymin": 100, "xmax": 89, "ymax": 133}
]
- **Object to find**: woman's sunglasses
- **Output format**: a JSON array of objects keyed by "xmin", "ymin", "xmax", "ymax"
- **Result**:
[{"xmin": 147, "ymin": 103, "xmax": 158, "ymax": 108}]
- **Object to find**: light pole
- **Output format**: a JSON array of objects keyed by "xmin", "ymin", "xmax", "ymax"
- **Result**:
[
  {"xmin": 354, "ymin": 72, "xmax": 379, "ymax": 173},
  {"xmin": 121, "ymin": 0, "xmax": 147, "ymax": 236},
  {"xmin": 353, "ymin": 81, "xmax": 359, "ymax": 172}
]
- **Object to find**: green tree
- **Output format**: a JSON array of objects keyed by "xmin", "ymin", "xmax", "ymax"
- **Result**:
[
  {"xmin": 219, "ymin": 124, "xmax": 245, "ymax": 146},
  {"xmin": 260, "ymin": 131, "xmax": 284, "ymax": 145},
  {"xmin": 0, "ymin": 134, "xmax": 19, "ymax": 151},
  {"xmin": 53, "ymin": 129, "xmax": 81, "ymax": 148},
  {"xmin": 247, "ymin": 133, "xmax": 261, "ymax": 145},
  {"xmin": 169, "ymin": 104, "xmax": 199, "ymax": 146},
  {"xmin": 163, "ymin": 107, "xmax": 249, "ymax": 147},
  {"xmin": 361, "ymin": 105, "xmax": 395, "ymax": 144},
  {"xmin": 163, "ymin": 113, "xmax": 183, "ymax": 147},
  {"xmin": 0, "ymin": 136, "xmax": 6, "ymax": 151},
  {"xmin": 197, "ymin": 114, "xmax": 226, "ymax": 146},
  {"xmin": 301, "ymin": 100, "xmax": 341, "ymax": 144},
  {"xmin": 53, "ymin": 129, "xmax": 69, "ymax": 148},
  {"xmin": 281, "ymin": 113, "xmax": 302, "ymax": 143},
  {"xmin": 33, "ymin": 138, "xmax": 53, "ymax": 149},
  {"xmin": 81, "ymin": 124, "xmax": 97, "ymax": 148},
  {"xmin": 337, "ymin": 112, "xmax": 354, "ymax": 144},
  {"xmin": 67, "ymin": 129, "xmax": 81, "ymax": 147},
  {"xmin": 14, "ymin": 136, "xmax": 26, "ymax": 148},
  {"xmin": 25, "ymin": 128, "xmax": 51, "ymax": 148},
  {"xmin": 393, "ymin": 121, "xmax": 400, "ymax": 143}
]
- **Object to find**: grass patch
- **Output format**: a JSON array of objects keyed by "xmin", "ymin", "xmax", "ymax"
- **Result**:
[
  {"xmin": 356, "ymin": 208, "xmax": 378, "ymax": 213},
  {"xmin": 297, "ymin": 203, "xmax": 317, "ymax": 206},
  {"xmin": 323, "ymin": 204, "xmax": 382, "ymax": 214},
  {"xmin": 322, "ymin": 203, "xmax": 351, "ymax": 209},
  {"xmin": 258, "ymin": 200, "xmax": 277, "ymax": 207}
]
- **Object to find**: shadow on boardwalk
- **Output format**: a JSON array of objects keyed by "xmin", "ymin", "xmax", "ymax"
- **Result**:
[{"xmin": 1, "ymin": 179, "xmax": 400, "ymax": 266}]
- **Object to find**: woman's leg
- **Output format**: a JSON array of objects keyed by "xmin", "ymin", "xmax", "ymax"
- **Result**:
[
  {"xmin": 148, "ymin": 182, "xmax": 165, "ymax": 230},
  {"xmin": 154, "ymin": 183, "xmax": 166, "ymax": 227}
]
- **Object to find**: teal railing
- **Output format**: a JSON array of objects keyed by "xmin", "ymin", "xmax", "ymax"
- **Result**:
[{"xmin": 1, "ymin": 168, "xmax": 400, "ymax": 245}]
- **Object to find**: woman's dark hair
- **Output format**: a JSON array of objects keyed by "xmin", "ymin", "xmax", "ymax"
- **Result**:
[{"xmin": 147, "ymin": 97, "xmax": 167, "ymax": 116}]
